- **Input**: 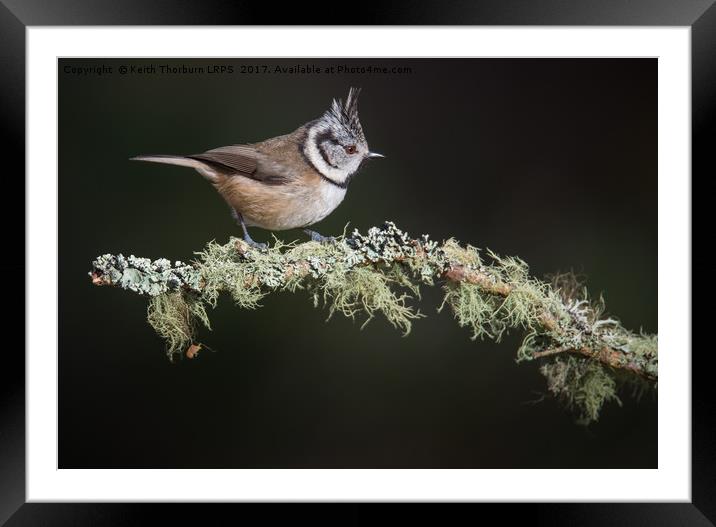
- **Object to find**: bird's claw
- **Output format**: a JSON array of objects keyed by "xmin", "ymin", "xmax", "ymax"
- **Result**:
[
  {"xmin": 246, "ymin": 240, "xmax": 268, "ymax": 251},
  {"xmin": 304, "ymin": 229, "xmax": 335, "ymax": 244}
]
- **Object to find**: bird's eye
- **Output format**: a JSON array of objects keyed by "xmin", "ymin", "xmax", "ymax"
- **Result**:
[{"xmin": 344, "ymin": 145, "xmax": 357, "ymax": 155}]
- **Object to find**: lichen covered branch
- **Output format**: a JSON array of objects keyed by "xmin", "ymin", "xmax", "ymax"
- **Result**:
[{"xmin": 89, "ymin": 221, "xmax": 657, "ymax": 423}]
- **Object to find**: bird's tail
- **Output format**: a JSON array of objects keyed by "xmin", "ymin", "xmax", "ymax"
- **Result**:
[
  {"xmin": 130, "ymin": 154, "xmax": 202, "ymax": 169},
  {"xmin": 130, "ymin": 154, "xmax": 219, "ymax": 182}
]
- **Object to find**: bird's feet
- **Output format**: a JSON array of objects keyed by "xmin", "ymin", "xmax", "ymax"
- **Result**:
[
  {"xmin": 231, "ymin": 209, "xmax": 268, "ymax": 250},
  {"xmin": 303, "ymin": 229, "xmax": 336, "ymax": 244},
  {"xmin": 242, "ymin": 232, "xmax": 268, "ymax": 250}
]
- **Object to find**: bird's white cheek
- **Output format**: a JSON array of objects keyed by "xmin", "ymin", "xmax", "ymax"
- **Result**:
[
  {"xmin": 349, "ymin": 157, "xmax": 364, "ymax": 174},
  {"xmin": 304, "ymin": 128, "xmax": 351, "ymax": 185}
]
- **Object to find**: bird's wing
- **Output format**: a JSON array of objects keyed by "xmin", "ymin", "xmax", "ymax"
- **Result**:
[{"xmin": 188, "ymin": 144, "xmax": 290, "ymax": 185}]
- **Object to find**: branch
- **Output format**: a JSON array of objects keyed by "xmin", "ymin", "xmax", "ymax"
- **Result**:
[{"xmin": 89, "ymin": 221, "xmax": 657, "ymax": 424}]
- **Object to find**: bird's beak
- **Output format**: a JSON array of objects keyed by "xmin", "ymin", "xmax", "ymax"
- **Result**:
[{"xmin": 368, "ymin": 152, "xmax": 385, "ymax": 159}]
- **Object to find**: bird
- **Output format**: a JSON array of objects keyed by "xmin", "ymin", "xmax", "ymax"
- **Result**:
[{"xmin": 130, "ymin": 87, "xmax": 383, "ymax": 249}]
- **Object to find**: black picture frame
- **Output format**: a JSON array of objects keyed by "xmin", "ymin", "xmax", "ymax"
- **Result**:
[{"xmin": 3, "ymin": 1, "xmax": 707, "ymax": 524}]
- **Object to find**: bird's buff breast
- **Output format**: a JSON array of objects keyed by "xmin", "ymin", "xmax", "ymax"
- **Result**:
[{"xmin": 218, "ymin": 177, "xmax": 347, "ymax": 231}]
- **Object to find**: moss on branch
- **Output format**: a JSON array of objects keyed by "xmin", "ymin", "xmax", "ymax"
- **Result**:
[{"xmin": 89, "ymin": 221, "xmax": 657, "ymax": 423}]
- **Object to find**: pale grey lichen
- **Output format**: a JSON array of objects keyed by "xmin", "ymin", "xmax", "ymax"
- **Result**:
[{"xmin": 90, "ymin": 253, "xmax": 202, "ymax": 296}]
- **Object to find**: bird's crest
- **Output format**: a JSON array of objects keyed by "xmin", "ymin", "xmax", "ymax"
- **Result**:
[{"xmin": 324, "ymin": 87, "xmax": 365, "ymax": 143}]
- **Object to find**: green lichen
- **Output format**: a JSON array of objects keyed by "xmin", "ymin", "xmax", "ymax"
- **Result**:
[
  {"xmin": 147, "ymin": 292, "xmax": 210, "ymax": 360},
  {"xmin": 438, "ymin": 248, "xmax": 564, "ymax": 344},
  {"xmin": 189, "ymin": 226, "xmax": 427, "ymax": 336},
  {"xmin": 318, "ymin": 263, "xmax": 422, "ymax": 334},
  {"xmin": 439, "ymin": 282, "xmax": 499, "ymax": 340},
  {"xmin": 91, "ymin": 221, "xmax": 657, "ymax": 423},
  {"xmin": 540, "ymin": 356, "xmax": 621, "ymax": 425},
  {"xmin": 627, "ymin": 332, "xmax": 658, "ymax": 359},
  {"xmin": 441, "ymin": 239, "xmax": 481, "ymax": 267}
]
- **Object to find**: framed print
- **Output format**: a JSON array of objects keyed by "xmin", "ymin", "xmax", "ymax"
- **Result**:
[{"xmin": 4, "ymin": 0, "xmax": 709, "ymax": 525}]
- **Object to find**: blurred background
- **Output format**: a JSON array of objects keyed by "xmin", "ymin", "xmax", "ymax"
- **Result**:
[{"xmin": 59, "ymin": 58, "xmax": 656, "ymax": 468}]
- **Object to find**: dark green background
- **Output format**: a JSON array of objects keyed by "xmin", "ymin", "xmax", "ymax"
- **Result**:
[{"xmin": 59, "ymin": 58, "xmax": 656, "ymax": 468}]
